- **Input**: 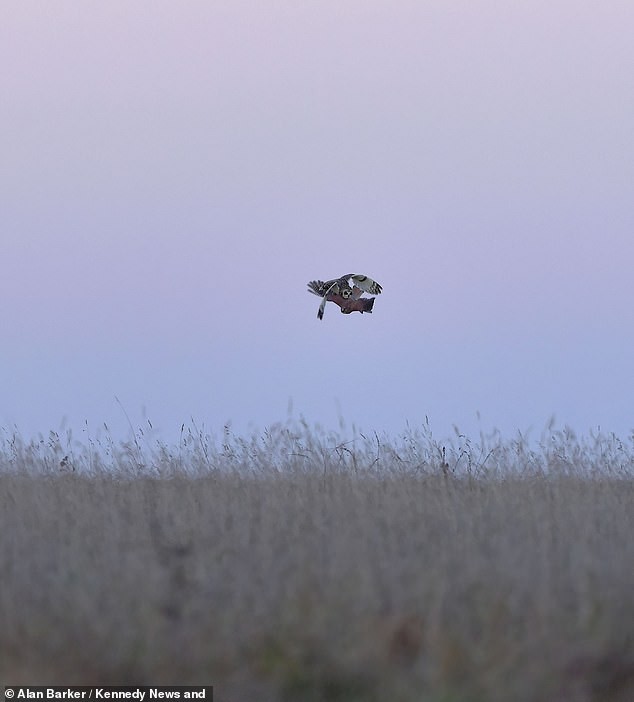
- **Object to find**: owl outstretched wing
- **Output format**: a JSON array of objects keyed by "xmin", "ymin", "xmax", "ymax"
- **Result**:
[{"xmin": 349, "ymin": 274, "xmax": 382, "ymax": 296}]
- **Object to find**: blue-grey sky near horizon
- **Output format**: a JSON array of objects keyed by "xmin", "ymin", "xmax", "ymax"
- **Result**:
[{"xmin": 2, "ymin": 1, "xmax": 633, "ymax": 444}]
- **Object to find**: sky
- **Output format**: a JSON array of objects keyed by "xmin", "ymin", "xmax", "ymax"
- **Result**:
[{"xmin": 2, "ymin": 1, "xmax": 633, "ymax": 445}]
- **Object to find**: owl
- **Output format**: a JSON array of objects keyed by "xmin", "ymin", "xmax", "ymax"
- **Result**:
[{"xmin": 307, "ymin": 274, "xmax": 382, "ymax": 320}]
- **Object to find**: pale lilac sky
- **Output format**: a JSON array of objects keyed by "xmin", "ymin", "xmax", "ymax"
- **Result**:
[{"xmin": 2, "ymin": 2, "xmax": 633, "ymax": 443}]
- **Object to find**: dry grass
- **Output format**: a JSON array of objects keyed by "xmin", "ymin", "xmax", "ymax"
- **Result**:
[{"xmin": 1, "ymin": 420, "xmax": 633, "ymax": 701}]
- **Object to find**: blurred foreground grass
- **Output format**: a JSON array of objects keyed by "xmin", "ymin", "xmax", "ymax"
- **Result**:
[{"xmin": 1, "ymin": 420, "xmax": 633, "ymax": 701}]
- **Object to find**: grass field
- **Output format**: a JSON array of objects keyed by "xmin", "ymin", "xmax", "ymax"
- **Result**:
[{"xmin": 1, "ymin": 421, "xmax": 633, "ymax": 701}]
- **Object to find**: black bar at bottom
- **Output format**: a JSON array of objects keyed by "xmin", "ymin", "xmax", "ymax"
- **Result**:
[{"xmin": 4, "ymin": 688, "xmax": 213, "ymax": 702}]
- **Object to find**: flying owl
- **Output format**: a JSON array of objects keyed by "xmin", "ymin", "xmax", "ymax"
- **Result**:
[{"xmin": 307, "ymin": 274, "xmax": 382, "ymax": 320}]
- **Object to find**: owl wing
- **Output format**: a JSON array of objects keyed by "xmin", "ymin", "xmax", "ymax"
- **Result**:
[
  {"xmin": 307, "ymin": 279, "xmax": 340, "ymax": 319},
  {"xmin": 307, "ymin": 279, "xmax": 340, "ymax": 297},
  {"xmin": 349, "ymin": 274, "xmax": 382, "ymax": 295},
  {"xmin": 307, "ymin": 280, "xmax": 326, "ymax": 297}
]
